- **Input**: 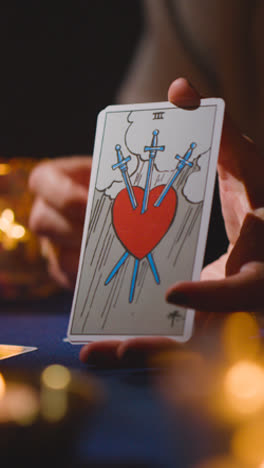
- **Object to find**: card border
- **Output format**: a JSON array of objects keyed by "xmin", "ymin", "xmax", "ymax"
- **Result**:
[{"xmin": 67, "ymin": 98, "xmax": 225, "ymax": 344}]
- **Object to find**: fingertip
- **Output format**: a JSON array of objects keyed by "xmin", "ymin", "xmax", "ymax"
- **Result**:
[
  {"xmin": 79, "ymin": 340, "xmax": 121, "ymax": 367},
  {"xmin": 28, "ymin": 163, "xmax": 45, "ymax": 193},
  {"xmin": 168, "ymin": 77, "xmax": 200, "ymax": 108},
  {"xmin": 165, "ymin": 282, "xmax": 190, "ymax": 306},
  {"xmin": 79, "ymin": 344, "xmax": 90, "ymax": 363}
]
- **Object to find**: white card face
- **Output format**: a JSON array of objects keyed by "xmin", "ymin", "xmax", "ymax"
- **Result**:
[{"xmin": 68, "ymin": 99, "xmax": 225, "ymax": 343}]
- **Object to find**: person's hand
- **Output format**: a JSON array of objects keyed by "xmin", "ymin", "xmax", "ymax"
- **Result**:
[
  {"xmin": 166, "ymin": 80, "xmax": 264, "ymax": 316},
  {"xmin": 29, "ymin": 156, "xmax": 92, "ymax": 289},
  {"xmin": 79, "ymin": 78, "xmax": 264, "ymax": 367}
]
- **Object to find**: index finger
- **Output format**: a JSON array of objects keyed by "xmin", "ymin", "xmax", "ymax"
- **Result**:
[
  {"xmin": 46, "ymin": 156, "xmax": 92, "ymax": 186},
  {"xmin": 166, "ymin": 261, "xmax": 264, "ymax": 313},
  {"xmin": 29, "ymin": 158, "xmax": 91, "ymax": 219}
]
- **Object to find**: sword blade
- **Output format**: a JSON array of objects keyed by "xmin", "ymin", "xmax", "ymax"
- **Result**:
[
  {"xmin": 141, "ymin": 157, "xmax": 155, "ymax": 214},
  {"xmin": 122, "ymin": 171, "xmax": 137, "ymax": 209},
  {"xmin": 154, "ymin": 167, "xmax": 181, "ymax": 207},
  {"xmin": 105, "ymin": 251, "xmax": 129, "ymax": 285},
  {"xmin": 154, "ymin": 142, "xmax": 196, "ymax": 207},
  {"xmin": 129, "ymin": 258, "xmax": 139, "ymax": 303}
]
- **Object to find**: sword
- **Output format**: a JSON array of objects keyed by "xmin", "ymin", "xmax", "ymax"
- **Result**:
[
  {"xmin": 112, "ymin": 145, "xmax": 137, "ymax": 209},
  {"xmin": 129, "ymin": 252, "xmax": 160, "ymax": 303},
  {"xmin": 154, "ymin": 142, "xmax": 196, "ymax": 207},
  {"xmin": 141, "ymin": 129, "xmax": 165, "ymax": 214}
]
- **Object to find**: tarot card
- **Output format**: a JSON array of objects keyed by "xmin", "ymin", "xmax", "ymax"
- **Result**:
[
  {"xmin": 68, "ymin": 99, "xmax": 225, "ymax": 343},
  {"xmin": 0, "ymin": 345, "xmax": 37, "ymax": 360}
]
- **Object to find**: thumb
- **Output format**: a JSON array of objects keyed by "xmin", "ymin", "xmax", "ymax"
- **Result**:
[
  {"xmin": 168, "ymin": 77, "xmax": 200, "ymax": 108},
  {"xmin": 169, "ymin": 78, "xmax": 264, "ymax": 208}
]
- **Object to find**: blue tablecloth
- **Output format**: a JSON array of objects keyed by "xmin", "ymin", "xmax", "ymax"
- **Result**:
[
  {"xmin": 0, "ymin": 292, "xmax": 225, "ymax": 467},
  {"xmin": 0, "ymin": 293, "xmax": 183, "ymax": 467}
]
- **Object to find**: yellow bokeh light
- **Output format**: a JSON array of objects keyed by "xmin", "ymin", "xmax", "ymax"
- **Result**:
[
  {"xmin": 10, "ymin": 224, "xmax": 26, "ymax": 239},
  {"xmin": 0, "ymin": 218, "xmax": 9, "ymax": 233},
  {"xmin": 0, "ymin": 208, "xmax": 28, "ymax": 249},
  {"xmin": 41, "ymin": 364, "xmax": 71, "ymax": 390},
  {"xmin": 2, "ymin": 209, "xmax": 14, "ymax": 223},
  {"xmin": 41, "ymin": 390, "xmax": 68, "ymax": 422},
  {"xmin": 0, "ymin": 163, "xmax": 11, "ymax": 175},
  {"xmin": 222, "ymin": 312, "xmax": 260, "ymax": 363},
  {"xmin": 224, "ymin": 360, "xmax": 264, "ymax": 414},
  {"xmin": 231, "ymin": 419, "xmax": 264, "ymax": 466},
  {"xmin": 41, "ymin": 365, "xmax": 71, "ymax": 423},
  {"xmin": 0, "ymin": 373, "xmax": 6, "ymax": 399},
  {"xmin": 7, "ymin": 384, "xmax": 39, "ymax": 426}
]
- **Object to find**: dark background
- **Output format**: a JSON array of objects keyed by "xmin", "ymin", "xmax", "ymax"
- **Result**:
[{"xmin": 0, "ymin": 1, "xmax": 143, "ymax": 158}]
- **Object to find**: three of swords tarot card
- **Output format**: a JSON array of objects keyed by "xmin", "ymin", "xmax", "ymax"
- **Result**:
[{"xmin": 68, "ymin": 99, "xmax": 225, "ymax": 342}]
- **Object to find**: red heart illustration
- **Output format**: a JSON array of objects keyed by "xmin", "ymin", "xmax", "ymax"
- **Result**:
[{"xmin": 112, "ymin": 185, "xmax": 177, "ymax": 259}]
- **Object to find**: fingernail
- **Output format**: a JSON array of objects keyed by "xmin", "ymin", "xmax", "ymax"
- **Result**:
[{"xmin": 166, "ymin": 291, "xmax": 189, "ymax": 306}]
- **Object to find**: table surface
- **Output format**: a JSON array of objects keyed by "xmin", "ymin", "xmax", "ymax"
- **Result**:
[{"xmin": 0, "ymin": 292, "xmax": 226, "ymax": 467}]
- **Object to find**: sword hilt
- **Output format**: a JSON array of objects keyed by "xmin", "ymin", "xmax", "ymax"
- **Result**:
[
  {"xmin": 112, "ymin": 144, "xmax": 131, "ymax": 170},
  {"xmin": 144, "ymin": 129, "xmax": 165, "ymax": 157},
  {"xmin": 175, "ymin": 142, "xmax": 196, "ymax": 169}
]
